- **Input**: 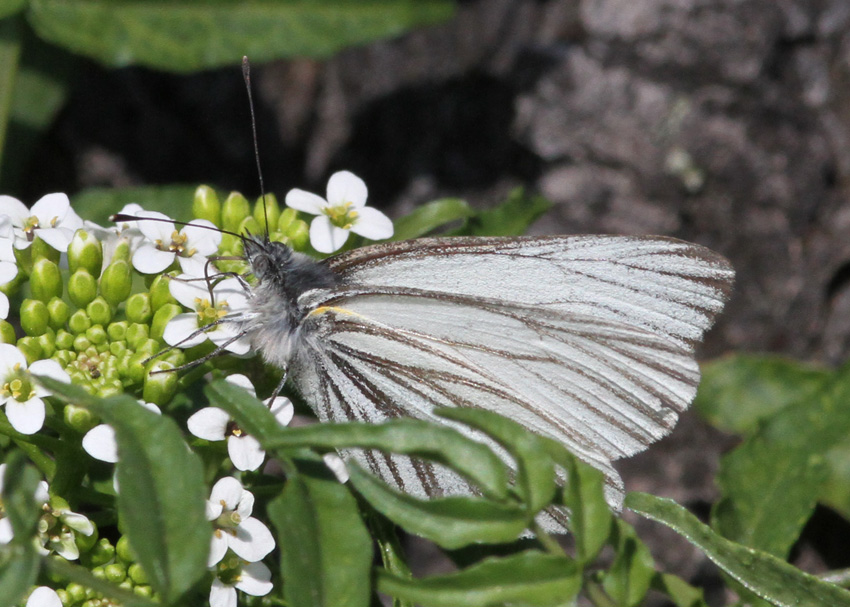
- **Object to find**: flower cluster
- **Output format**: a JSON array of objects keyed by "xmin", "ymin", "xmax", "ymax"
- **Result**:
[{"xmin": 0, "ymin": 172, "xmax": 389, "ymax": 606}]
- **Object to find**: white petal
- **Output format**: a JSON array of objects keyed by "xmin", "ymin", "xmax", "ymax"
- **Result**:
[
  {"xmin": 34, "ymin": 481, "xmax": 49, "ymax": 504},
  {"xmin": 268, "ymin": 397, "xmax": 294, "ymax": 427},
  {"xmin": 208, "ymin": 532, "xmax": 229, "ymax": 567},
  {"xmin": 326, "ymin": 170, "xmax": 368, "ymax": 207},
  {"xmin": 168, "ymin": 276, "xmax": 206, "ymax": 308},
  {"xmin": 27, "ymin": 586, "xmax": 63, "ymax": 607},
  {"xmin": 228, "ymin": 435, "xmax": 265, "ymax": 472},
  {"xmin": 351, "ymin": 206, "xmax": 394, "ymax": 241},
  {"xmin": 224, "ymin": 374, "xmax": 256, "ymax": 396},
  {"xmin": 30, "ymin": 193, "xmax": 70, "ymax": 223},
  {"xmin": 230, "ymin": 517, "xmax": 275, "ymax": 562},
  {"xmin": 309, "ymin": 215, "xmax": 349, "ymax": 254},
  {"xmin": 136, "ymin": 211, "xmax": 175, "ymax": 242},
  {"xmin": 0, "ymin": 196, "xmax": 30, "ymax": 225},
  {"xmin": 0, "ymin": 518, "xmax": 13, "ymax": 543},
  {"xmin": 235, "ymin": 561, "xmax": 273, "ymax": 596},
  {"xmin": 61, "ymin": 512, "xmax": 94, "ymax": 536},
  {"xmin": 163, "ymin": 314, "xmax": 207, "ymax": 348},
  {"xmin": 0, "ymin": 292, "xmax": 8, "ymax": 320},
  {"xmin": 209, "ymin": 324, "xmax": 252, "ymax": 355},
  {"xmin": 183, "ymin": 220, "xmax": 221, "ymax": 256},
  {"xmin": 140, "ymin": 402, "xmax": 162, "ymax": 415},
  {"xmin": 82, "ymin": 424, "xmax": 119, "ymax": 463},
  {"xmin": 0, "ymin": 260, "xmax": 18, "ymax": 285},
  {"xmin": 285, "ymin": 188, "xmax": 328, "ymax": 215},
  {"xmin": 187, "ymin": 408, "xmax": 230, "ymax": 441},
  {"xmin": 30, "ymin": 359, "xmax": 72, "ymax": 390},
  {"xmin": 210, "ymin": 476, "xmax": 243, "ymax": 510},
  {"xmin": 235, "ymin": 486, "xmax": 255, "ymax": 519},
  {"xmin": 210, "ymin": 580, "xmax": 238, "ymax": 607},
  {"xmin": 177, "ymin": 255, "xmax": 212, "ymax": 276},
  {"xmin": 322, "ymin": 452, "xmax": 350, "ymax": 483},
  {"xmin": 35, "ymin": 227, "xmax": 74, "ymax": 252},
  {"xmin": 206, "ymin": 500, "xmax": 223, "ymax": 520},
  {"xmin": 6, "ymin": 396, "xmax": 45, "ymax": 435},
  {"xmin": 132, "ymin": 244, "xmax": 175, "ymax": 274},
  {"xmin": 0, "ymin": 344, "xmax": 27, "ymax": 377}
]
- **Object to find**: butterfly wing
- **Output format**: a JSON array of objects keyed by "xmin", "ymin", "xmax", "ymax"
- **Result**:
[{"xmin": 289, "ymin": 235, "xmax": 734, "ymax": 508}]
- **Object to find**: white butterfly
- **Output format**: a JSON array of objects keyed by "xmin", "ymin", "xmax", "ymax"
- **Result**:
[{"xmin": 231, "ymin": 234, "xmax": 734, "ymax": 514}]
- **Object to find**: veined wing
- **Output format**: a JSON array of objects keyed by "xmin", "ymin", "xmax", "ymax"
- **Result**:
[
  {"xmin": 325, "ymin": 235, "xmax": 734, "ymax": 350},
  {"xmin": 291, "ymin": 291, "xmax": 705, "ymax": 507}
]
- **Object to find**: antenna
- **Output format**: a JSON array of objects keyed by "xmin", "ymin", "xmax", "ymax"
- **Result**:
[{"xmin": 242, "ymin": 56, "xmax": 270, "ymax": 238}]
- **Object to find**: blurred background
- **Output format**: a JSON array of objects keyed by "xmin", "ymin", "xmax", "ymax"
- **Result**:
[{"xmin": 4, "ymin": 0, "xmax": 850, "ymax": 600}]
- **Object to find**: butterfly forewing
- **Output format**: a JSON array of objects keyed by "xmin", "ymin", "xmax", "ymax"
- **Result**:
[{"xmin": 288, "ymin": 236, "xmax": 734, "ymax": 509}]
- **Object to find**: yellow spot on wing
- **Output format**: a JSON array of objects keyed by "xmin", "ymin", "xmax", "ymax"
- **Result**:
[{"xmin": 308, "ymin": 305, "xmax": 363, "ymax": 319}]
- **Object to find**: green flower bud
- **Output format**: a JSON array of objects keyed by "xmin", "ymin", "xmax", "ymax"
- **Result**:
[
  {"xmin": 100, "ymin": 259, "xmax": 132, "ymax": 307},
  {"xmin": 68, "ymin": 309, "xmax": 92, "ymax": 335},
  {"xmin": 75, "ymin": 520, "xmax": 98, "ymax": 554},
  {"xmin": 53, "ymin": 349, "xmax": 74, "ymax": 367},
  {"xmin": 125, "ymin": 352, "xmax": 148, "ymax": 384},
  {"xmin": 221, "ymin": 231, "xmax": 243, "ymax": 256},
  {"xmin": 65, "ymin": 582, "xmax": 88, "ymax": 605},
  {"xmin": 277, "ymin": 207, "xmax": 298, "ymax": 232},
  {"xmin": 126, "ymin": 292, "xmax": 153, "ymax": 324},
  {"xmin": 16, "ymin": 337, "xmax": 42, "ymax": 364},
  {"xmin": 68, "ymin": 230, "xmax": 104, "ymax": 278},
  {"xmin": 68, "ymin": 269, "xmax": 98, "ymax": 308},
  {"xmin": 112, "ymin": 239, "xmax": 132, "ymax": 263},
  {"xmin": 36, "ymin": 328, "xmax": 56, "ymax": 358},
  {"xmin": 128, "ymin": 562, "xmax": 149, "ymax": 585},
  {"xmin": 105, "ymin": 562, "xmax": 127, "ymax": 584},
  {"xmin": 222, "ymin": 191, "xmax": 251, "ymax": 232},
  {"xmin": 0, "ymin": 320, "xmax": 16, "ymax": 344},
  {"xmin": 55, "ymin": 329, "xmax": 74, "ymax": 350},
  {"xmin": 20, "ymin": 299, "xmax": 49, "ymax": 336},
  {"xmin": 150, "ymin": 303, "xmax": 182, "ymax": 342},
  {"xmin": 55, "ymin": 589, "xmax": 69, "ymax": 604},
  {"xmin": 47, "ymin": 297, "xmax": 70, "ymax": 330},
  {"xmin": 143, "ymin": 361, "xmax": 177, "ymax": 405},
  {"xmin": 287, "ymin": 220, "xmax": 310, "ymax": 251},
  {"xmin": 164, "ymin": 349, "xmax": 186, "ymax": 369},
  {"xmin": 137, "ymin": 338, "xmax": 160, "ymax": 358},
  {"xmin": 31, "ymin": 258, "xmax": 63, "ymax": 302},
  {"xmin": 254, "ymin": 192, "xmax": 281, "ymax": 234},
  {"xmin": 86, "ymin": 324, "xmax": 108, "ymax": 345},
  {"xmin": 193, "ymin": 185, "xmax": 221, "ymax": 225},
  {"xmin": 238, "ymin": 215, "xmax": 261, "ymax": 238},
  {"xmin": 86, "ymin": 538, "xmax": 115, "ymax": 568},
  {"xmin": 92, "ymin": 565, "xmax": 107, "ymax": 580},
  {"xmin": 31, "ymin": 235, "xmax": 61, "ymax": 263},
  {"xmin": 126, "ymin": 323, "xmax": 150, "ymax": 350},
  {"xmin": 134, "ymin": 585, "xmax": 154, "ymax": 598},
  {"xmin": 73, "ymin": 335, "xmax": 92, "ymax": 352},
  {"xmin": 116, "ymin": 535, "xmax": 135, "ymax": 563},
  {"xmin": 149, "ymin": 274, "xmax": 176, "ymax": 311},
  {"xmin": 63, "ymin": 404, "xmax": 96, "ymax": 432},
  {"xmin": 107, "ymin": 321, "xmax": 128, "ymax": 341},
  {"xmin": 86, "ymin": 296, "xmax": 113, "ymax": 326},
  {"xmin": 109, "ymin": 340, "xmax": 128, "ymax": 357},
  {"xmin": 97, "ymin": 381, "xmax": 123, "ymax": 399}
]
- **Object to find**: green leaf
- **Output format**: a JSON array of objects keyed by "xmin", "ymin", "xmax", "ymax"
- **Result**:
[
  {"xmin": 0, "ymin": 0, "xmax": 25, "ymax": 20},
  {"xmin": 543, "ymin": 440, "xmax": 611, "ymax": 563},
  {"xmin": 269, "ymin": 465, "xmax": 373, "ymax": 607},
  {"xmin": 436, "ymin": 408, "xmax": 556, "ymax": 514},
  {"xmin": 27, "ymin": 0, "xmax": 455, "ymax": 71},
  {"xmin": 602, "ymin": 519, "xmax": 655, "ymax": 607},
  {"xmin": 0, "ymin": 451, "xmax": 42, "ymax": 541},
  {"xmin": 0, "ymin": 544, "xmax": 39, "ymax": 607},
  {"xmin": 822, "ymin": 437, "xmax": 850, "ymax": 518},
  {"xmin": 694, "ymin": 354, "xmax": 830, "ymax": 434},
  {"xmin": 0, "ymin": 16, "xmax": 21, "ymax": 174},
  {"xmin": 72, "ymin": 185, "xmax": 200, "ymax": 224},
  {"xmin": 39, "ymin": 378, "xmax": 210, "ymax": 604},
  {"xmin": 206, "ymin": 379, "xmax": 511, "ymax": 500},
  {"xmin": 651, "ymin": 573, "xmax": 708, "ymax": 607},
  {"xmin": 392, "ymin": 198, "xmax": 474, "ymax": 240},
  {"xmin": 712, "ymin": 365, "xmax": 850, "ymax": 557},
  {"xmin": 348, "ymin": 463, "xmax": 530, "ymax": 549},
  {"xmin": 451, "ymin": 188, "xmax": 551, "ymax": 237},
  {"xmin": 377, "ymin": 550, "xmax": 581, "ymax": 607},
  {"xmin": 626, "ymin": 492, "xmax": 850, "ymax": 607}
]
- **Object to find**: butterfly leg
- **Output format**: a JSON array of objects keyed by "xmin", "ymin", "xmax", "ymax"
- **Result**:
[{"xmin": 268, "ymin": 370, "xmax": 288, "ymax": 404}]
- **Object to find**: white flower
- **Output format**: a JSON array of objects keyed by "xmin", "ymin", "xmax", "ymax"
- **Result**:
[
  {"xmin": 188, "ymin": 375, "xmax": 293, "ymax": 471},
  {"xmin": 82, "ymin": 401, "xmax": 162, "ymax": 463},
  {"xmin": 206, "ymin": 477, "xmax": 275, "ymax": 567},
  {"xmin": 0, "ymin": 193, "xmax": 83, "ymax": 251},
  {"xmin": 87, "ymin": 203, "xmax": 148, "ymax": 270},
  {"xmin": 163, "ymin": 275, "xmax": 252, "ymax": 355},
  {"xmin": 0, "ymin": 345, "xmax": 71, "ymax": 435},
  {"xmin": 26, "ymin": 587, "xmax": 62, "ymax": 607},
  {"xmin": 0, "ymin": 215, "xmax": 17, "ymax": 320},
  {"xmin": 285, "ymin": 170, "xmax": 393, "ymax": 253},
  {"xmin": 131, "ymin": 211, "xmax": 221, "ymax": 274},
  {"xmin": 210, "ymin": 559, "xmax": 273, "ymax": 607}
]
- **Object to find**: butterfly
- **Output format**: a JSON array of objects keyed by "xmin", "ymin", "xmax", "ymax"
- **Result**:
[{"xmin": 227, "ymin": 232, "xmax": 734, "ymax": 513}]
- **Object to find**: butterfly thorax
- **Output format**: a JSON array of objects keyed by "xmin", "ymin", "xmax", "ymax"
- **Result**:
[{"xmin": 240, "ymin": 237, "xmax": 340, "ymax": 369}]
